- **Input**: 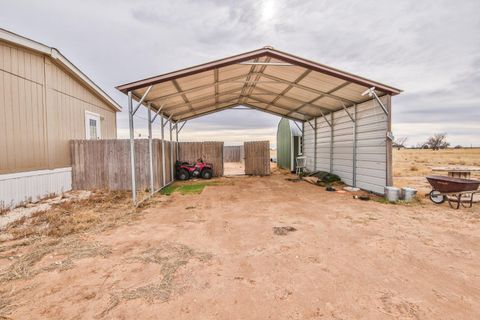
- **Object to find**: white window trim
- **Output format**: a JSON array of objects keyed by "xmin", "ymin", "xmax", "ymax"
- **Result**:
[{"xmin": 85, "ymin": 111, "xmax": 102, "ymax": 140}]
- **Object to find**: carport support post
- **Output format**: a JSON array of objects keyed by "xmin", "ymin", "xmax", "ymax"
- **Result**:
[
  {"xmin": 301, "ymin": 121, "xmax": 305, "ymax": 155},
  {"xmin": 330, "ymin": 113, "xmax": 334, "ymax": 173},
  {"xmin": 128, "ymin": 91, "xmax": 136, "ymax": 204},
  {"xmin": 170, "ymin": 121, "xmax": 174, "ymax": 182},
  {"xmin": 175, "ymin": 122, "xmax": 179, "ymax": 159},
  {"xmin": 386, "ymin": 95, "xmax": 393, "ymax": 186},
  {"xmin": 314, "ymin": 118, "xmax": 317, "ymax": 171},
  {"xmin": 353, "ymin": 104, "xmax": 357, "ymax": 187},
  {"xmin": 147, "ymin": 103, "xmax": 154, "ymax": 195},
  {"xmin": 161, "ymin": 114, "xmax": 166, "ymax": 187}
]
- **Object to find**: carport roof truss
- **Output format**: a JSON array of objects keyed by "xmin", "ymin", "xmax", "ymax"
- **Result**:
[{"xmin": 117, "ymin": 46, "xmax": 402, "ymax": 122}]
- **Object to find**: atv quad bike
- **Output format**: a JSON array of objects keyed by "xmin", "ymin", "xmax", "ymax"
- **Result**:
[{"xmin": 176, "ymin": 159, "xmax": 213, "ymax": 180}]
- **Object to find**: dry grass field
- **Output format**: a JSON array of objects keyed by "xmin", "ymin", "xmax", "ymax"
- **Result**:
[{"xmin": 394, "ymin": 148, "xmax": 480, "ymax": 194}]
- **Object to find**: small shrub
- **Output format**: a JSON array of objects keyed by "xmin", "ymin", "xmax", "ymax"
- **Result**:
[{"xmin": 0, "ymin": 203, "xmax": 10, "ymax": 216}]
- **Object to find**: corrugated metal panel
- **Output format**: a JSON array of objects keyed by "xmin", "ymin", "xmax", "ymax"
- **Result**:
[
  {"xmin": 0, "ymin": 167, "xmax": 72, "ymax": 208},
  {"xmin": 301, "ymin": 96, "xmax": 389, "ymax": 194},
  {"xmin": 303, "ymin": 121, "xmax": 314, "ymax": 170},
  {"xmin": 315, "ymin": 117, "xmax": 331, "ymax": 172},
  {"xmin": 276, "ymin": 118, "xmax": 292, "ymax": 170},
  {"xmin": 289, "ymin": 120, "xmax": 302, "ymax": 137},
  {"xmin": 332, "ymin": 109, "xmax": 354, "ymax": 185},
  {"xmin": 121, "ymin": 48, "xmax": 401, "ymax": 122},
  {"xmin": 355, "ymin": 97, "xmax": 387, "ymax": 193}
]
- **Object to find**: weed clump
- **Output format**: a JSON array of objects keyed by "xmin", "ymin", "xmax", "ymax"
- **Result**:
[
  {"xmin": 273, "ymin": 226, "xmax": 297, "ymax": 235},
  {"xmin": 5, "ymin": 190, "xmax": 136, "ymax": 240},
  {"xmin": 0, "ymin": 238, "xmax": 111, "ymax": 284}
]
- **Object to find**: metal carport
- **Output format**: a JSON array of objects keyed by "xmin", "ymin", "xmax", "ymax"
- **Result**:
[{"xmin": 116, "ymin": 46, "xmax": 401, "ymax": 202}]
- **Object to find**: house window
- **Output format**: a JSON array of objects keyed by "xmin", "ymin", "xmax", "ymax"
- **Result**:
[
  {"xmin": 85, "ymin": 112, "xmax": 101, "ymax": 140},
  {"xmin": 89, "ymin": 119, "xmax": 98, "ymax": 139}
]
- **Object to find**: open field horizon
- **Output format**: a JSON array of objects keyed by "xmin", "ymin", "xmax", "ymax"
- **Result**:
[{"xmin": 394, "ymin": 148, "xmax": 480, "ymax": 194}]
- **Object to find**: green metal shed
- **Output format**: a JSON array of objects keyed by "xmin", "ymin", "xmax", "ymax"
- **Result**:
[{"xmin": 276, "ymin": 118, "xmax": 302, "ymax": 172}]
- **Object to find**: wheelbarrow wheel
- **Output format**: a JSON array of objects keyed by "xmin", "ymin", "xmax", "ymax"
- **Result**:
[{"xmin": 429, "ymin": 190, "xmax": 445, "ymax": 204}]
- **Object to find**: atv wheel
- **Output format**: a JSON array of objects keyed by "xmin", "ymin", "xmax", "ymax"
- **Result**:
[
  {"xmin": 201, "ymin": 168, "xmax": 213, "ymax": 179},
  {"xmin": 177, "ymin": 168, "xmax": 189, "ymax": 180}
]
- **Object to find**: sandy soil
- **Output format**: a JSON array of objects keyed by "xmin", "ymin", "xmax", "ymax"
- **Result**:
[
  {"xmin": 1, "ymin": 169, "xmax": 479, "ymax": 319},
  {"xmin": 224, "ymin": 161, "xmax": 245, "ymax": 176}
]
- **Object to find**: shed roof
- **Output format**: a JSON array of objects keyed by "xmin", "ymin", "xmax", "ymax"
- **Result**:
[
  {"xmin": 117, "ymin": 46, "xmax": 401, "ymax": 122},
  {"xmin": 0, "ymin": 28, "xmax": 122, "ymax": 112},
  {"xmin": 289, "ymin": 120, "xmax": 302, "ymax": 137}
]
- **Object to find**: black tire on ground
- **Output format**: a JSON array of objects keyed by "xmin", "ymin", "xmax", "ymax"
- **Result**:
[
  {"xmin": 177, "ymin": 168, "xmax": 189, "ymax": 180},
  {"xmin": 429, "ymin": 190, "xmax": 445, "ymax": 204},
  {"xmin": 201, "ymin": 168, "xmax": 213, "ymax": 179}
]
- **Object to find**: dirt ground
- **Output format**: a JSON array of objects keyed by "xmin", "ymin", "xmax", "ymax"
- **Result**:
[
  {"xmin": 224, "ymin": 161, "xmax": 245, "ymax": 176},
  {"xmin": 1, "ymin": 168, "xmax": 480, "ymax": 319}
]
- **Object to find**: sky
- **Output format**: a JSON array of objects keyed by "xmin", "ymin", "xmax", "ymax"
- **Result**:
[{"xmin": 1, "ymin": 0, "xmax": 479, "ymax": 147}]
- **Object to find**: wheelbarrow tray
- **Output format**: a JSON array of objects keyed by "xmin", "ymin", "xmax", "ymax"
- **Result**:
[{"xmin": 426, "ymin": 175, "xmax": 480, "ymax": 193}]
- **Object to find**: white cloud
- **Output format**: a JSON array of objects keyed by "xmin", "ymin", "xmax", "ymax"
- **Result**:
[{"xmin": 2, "ymin": 0, "xmax": 479, "ymax": 146}]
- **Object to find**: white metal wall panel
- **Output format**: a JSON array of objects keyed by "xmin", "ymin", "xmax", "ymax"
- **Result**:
[
  {"xmin": 332, "ymin": 109, "xmax": 354, "ymax": 185},
  {"xmin": 0, "ymin": 167, "xmax": 72, "ymax": 208},
  {"xmin": 301, "ymin": 96, "xmax": 389, "ymax": 194},
  {"xmin": 315, "ymin": 117, "xmax": 331, "ymax": 172},
  {"xmin": 355, "ymin": 98, "xmax": 388, "ymax": 194},
  {"xmin": 303, "ymin": 121, "xmax": 315, "ymax": 170}
]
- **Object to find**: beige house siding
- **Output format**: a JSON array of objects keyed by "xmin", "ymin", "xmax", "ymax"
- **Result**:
[{"xmin": 0, "ymin": 40, "xmax": 117, "ymax": 174}]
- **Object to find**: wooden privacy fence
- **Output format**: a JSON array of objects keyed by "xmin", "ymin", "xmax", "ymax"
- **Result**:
[
  {"xmin": 71, "ymin": 140, "xmax": 270, "ymax": 190},
  {"xmin": 223, "ymin": 146, "xmax": 243, "ymax": 162},
  {"xmin": 70, "ymin": 139, "xmax": 177, "ymax": 191},
  {"xmin": 178, "ymin": 142, "xmax": 224, "ymax": 177},
  {"xmin": 244, "ymin": 141, "xmax": 270, "ymax": 175}
]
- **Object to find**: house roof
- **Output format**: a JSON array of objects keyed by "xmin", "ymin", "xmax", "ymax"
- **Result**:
[
  {"xmin": 0, "ymin": 28, "xmax": 122, "ymax": 112},
  {"xmin": 117, "ymin": 46, "xmax": 401, "ymax": 122}
]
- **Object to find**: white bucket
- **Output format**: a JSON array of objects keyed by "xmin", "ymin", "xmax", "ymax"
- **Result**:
[
  {"xmin": 384, "ymin": 186, "xmax": 400, "ymax": 202},
  {"xmin": 402, "ymin": 187, "xmax": 417, "ymax": 202}
]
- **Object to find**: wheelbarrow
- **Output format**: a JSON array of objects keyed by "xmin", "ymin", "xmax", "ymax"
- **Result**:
[{"xmin": 426, "ymin": 175, "xmax": 480, "ymax": 209}]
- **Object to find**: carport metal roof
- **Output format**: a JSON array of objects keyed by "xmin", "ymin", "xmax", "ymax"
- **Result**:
[{"xmin": 117, "ymin": 46, "xmax": 401, "ymax": 122}]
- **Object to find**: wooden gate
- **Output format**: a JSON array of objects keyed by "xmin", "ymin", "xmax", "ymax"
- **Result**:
[
  {"xmin": 178, "ymin": 142, "xmax": 224, "ymax": 177},
  {"xmin": 244, "ymin": 141, "xmax": 270, "ymax": 175}
]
